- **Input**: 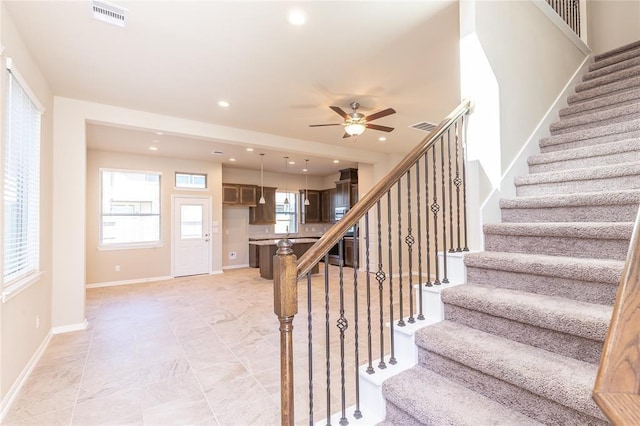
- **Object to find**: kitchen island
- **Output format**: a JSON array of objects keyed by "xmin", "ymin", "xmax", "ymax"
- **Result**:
[{"xmin": 249, "ymin": 238, "xmax": 320, "ymax": 279}]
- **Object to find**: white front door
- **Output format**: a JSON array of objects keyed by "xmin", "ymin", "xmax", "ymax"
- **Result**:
[{"xmin": 173, "ymin": 197, "xmax": 211, "ymax": 277}]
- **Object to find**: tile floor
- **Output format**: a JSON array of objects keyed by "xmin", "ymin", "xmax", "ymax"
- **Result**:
[{"xmin": 3, "ymin": 265, "xmax": 411, "ymax": 425}]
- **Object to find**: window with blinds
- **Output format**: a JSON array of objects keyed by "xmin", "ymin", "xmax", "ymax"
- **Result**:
[{"xmin": 3, "ymin": 58, "xmax": 43, "ymax": 288}]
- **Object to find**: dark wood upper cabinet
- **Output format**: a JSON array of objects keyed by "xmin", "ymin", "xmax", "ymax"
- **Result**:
[
  {"xmin": 249, "ymin": 187, "xmax": 277, "ymax": 224},
  {"xmin": 222, "ymin": 183, "xmax": 258, "ymax": 206},
  {"xmin": 321, "ymin": 188, "xmax": 336, "ymax": 223},
  {"xmin": 300, "ymin": 190, "xmax": 321, "ymax": 223}
]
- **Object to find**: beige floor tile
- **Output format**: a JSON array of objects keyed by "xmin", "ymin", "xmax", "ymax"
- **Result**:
[
  {"xmin": 204, "ymin": 376, "xmax": 271, "ymax": 415},
  {"xmin": 214, "ymin": 395, "xmax": 279, "ymax": 426},
  {"xmin": 194, "ymin": 361, "xmax": 251, "ymax": 391},
  {"xmin": 78, "ymin": 367, "xmax": 141, "ymax": 403},
  {"xmin": 138, "ymin": 355, "xmax": 192, "ymax": 385},
  {"xmin": 2, "ymin": 406, "xmax": 74, "ymax": 426},
  {"xmin": 142, "ymin": 393, "xmax": 214, "ymax": 425},
  {"xmin": 142, "ymin": 371, "xmax": 203, "ymax": 409},
  {"xmin": 71, "ymin": 388, "xmax": 143, "ymax": 425}
]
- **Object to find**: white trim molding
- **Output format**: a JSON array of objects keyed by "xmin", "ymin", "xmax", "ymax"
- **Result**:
[
  {"xmin": 51, "ymin": 319, "xmax": 89, "ymax": 335},
  {"xmin": 85, "ymin": 275, "xmax": 173, "ymax": 289}
]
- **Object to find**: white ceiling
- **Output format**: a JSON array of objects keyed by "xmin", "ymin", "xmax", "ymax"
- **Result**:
[{"xmin": 6, "ymin": 1, "xmax": 461, "ymax": 175}]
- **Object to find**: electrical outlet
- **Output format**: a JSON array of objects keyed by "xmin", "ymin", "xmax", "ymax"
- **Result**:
[
  {"xmin": 35, "ymin": 315, "xmax": 40, "ymax": 329},
  {"xmin": 228, "ymin": 251, "xmax": 237, "ymax": 260},
  {"xmin": 114, "ymin": 265, "xmax": 120, "ymax": 272}
]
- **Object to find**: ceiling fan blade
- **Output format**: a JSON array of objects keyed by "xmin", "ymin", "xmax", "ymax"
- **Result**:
[
  {"xmin": 330, "ymin": 106, "xmax": 349, "ymax": 119},
  {"xmin": 366, "ymin": 123, "xmax": 394, "ymax": 132},
  {"xmin": 309, "ymin": 123, "xmax": 342, "ymax": 127},
  {"xmin": 342, "ymin": 132, "xmax": 352, "ymax": 139},
  {"xmin": 365, "ymin": 108, "xmax": 396, "ymax": 122}
]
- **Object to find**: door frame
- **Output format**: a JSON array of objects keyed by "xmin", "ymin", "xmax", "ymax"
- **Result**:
[{"xmin": 171, "ymin": 194, "xmax": 213, "ymax": 277}]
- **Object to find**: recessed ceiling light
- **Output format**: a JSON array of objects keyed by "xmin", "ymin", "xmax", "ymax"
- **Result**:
[
  {"xmin": 218, "ymin": 100, "xmax": 230, "ymax": 108},
  {"xmin": 151, "ymin": 139, "xmax": 160, "ymax": 144},
  {"xmin": 246, "ymin": 147, "xmax": 254, "ymax": 152},
  {"xmin": 288, "ymin": 161, "xmax": 295, "ymax": 165},
  {"xmin": 148, "ymin": 146, "xmax": 158, "ymax": 151},
  {"xmin": 333, "ymin": 160, "xmax": 340, "ymax": 164},
  {"xmin": 302, "ymin": 168, "xmax": 308, "ymax": 172},
  {"xmin": 287, "ymin": 9, "xmax": 307, "ymax": 26},
  {"xmin": 229, "ymin": 158, "xmax": 236, "ymax": 162},
  {"xmin": 379, "ymin": 137, "xmax": 387, "ymax": 142},
  {"xmin": 155, "ymin": 132, "xmax": 163, "ymax": 135}
]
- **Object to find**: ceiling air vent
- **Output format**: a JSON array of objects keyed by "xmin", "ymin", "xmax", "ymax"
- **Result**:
[
  {"xmin": 410, "ymin": 121, "xmax": 438, "ymax": 133},
  {"xmin": 92, "ymin": 0, "xmax": 127, "ymax": 27},
  {"xmin": 211, "ymin": 150, "xmax": 224, "ymax": 156}
]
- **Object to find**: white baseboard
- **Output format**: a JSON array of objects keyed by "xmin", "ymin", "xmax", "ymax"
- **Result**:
[
  {"xmin": 222, "ymin": 264, "xmax": 249, "ymax": 270},
  {"xmin": 210, "ymin": 269, "xmax": 223, "ymax": 275},
  {"xmin": 51, "ymin": 319, "xmax": 88, "ymax": 335},
  {"xmin": 85, "ymin": 275, "xmax": 173, "ymax": 288},
  {"xmin": 0, "ymin": 330, "xmax": 52, "ymax": 422}
]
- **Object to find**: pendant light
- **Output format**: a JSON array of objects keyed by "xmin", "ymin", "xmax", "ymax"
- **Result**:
[
  {"xmin": 304, "ymin": 159, "xmax": 310, "ymax": 206},
  {"xmin": 283, "ymin": 156, "xmax": 289, "ymax": 205},
  {"xmin": 259, "ymin": 153, "xmax": 266, "ymax": 204}
]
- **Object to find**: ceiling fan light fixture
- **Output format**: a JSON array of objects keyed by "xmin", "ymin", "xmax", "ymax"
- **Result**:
[{"xmin": 345, "ymin": 123, "xmax": 366, "ymax": 136}]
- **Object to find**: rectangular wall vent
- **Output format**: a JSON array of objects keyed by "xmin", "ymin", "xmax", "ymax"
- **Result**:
[
  {"xmin": 92, "ymin": 0, "xmax": 127, "ymax": 27},
  {"xmin": 410, "ymin": 121, "xmax": 438, "ymax": 133}
]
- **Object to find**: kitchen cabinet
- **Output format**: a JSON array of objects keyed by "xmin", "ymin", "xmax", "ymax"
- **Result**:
[
  {"xmin": 222, "ymin": 183, "xmax": 257, "ymax": 206},
  {"xmin": 344, "ymin": 237, "xmax": 357, "ymax": 267},
  {"xmin": 300, "ymin": 190, "xmax": 321, "ymax": 223},
  {"xmin": 249, "ymin": 187, "xmax": 277, "ymax": 224},
  {"xmin": 321, "ymin": 188, "xmax": 336, "ymax": 223}
]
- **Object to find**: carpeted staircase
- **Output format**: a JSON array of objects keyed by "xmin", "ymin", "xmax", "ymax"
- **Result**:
[{"xmin": 381, "ymin": 40, "xmax": 640, "ymax": 425}]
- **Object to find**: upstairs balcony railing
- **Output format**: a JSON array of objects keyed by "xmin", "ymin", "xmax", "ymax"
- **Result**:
[{"xmin": 273, "ymin": 99, "xmax": 474, "ymax": 425}]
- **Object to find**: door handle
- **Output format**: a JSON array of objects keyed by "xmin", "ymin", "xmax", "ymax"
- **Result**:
[{"xmin": 205, "ymin": 239, "xmax": 210, "ymax": 242}]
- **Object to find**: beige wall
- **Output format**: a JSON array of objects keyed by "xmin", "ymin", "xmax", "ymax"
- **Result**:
[
  {"xmin": 0, "ymin": 5, "xmax": 54, "ymax": 401},
  {"xmin": 86, "ymin": 150, "xmax": 223, "ymax": 284},
  {"xmin": 588, "ymin": 0, "xmax": 640, "ymax": 55}
]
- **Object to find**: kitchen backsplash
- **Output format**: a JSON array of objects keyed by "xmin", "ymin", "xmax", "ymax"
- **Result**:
[{"xmin": 248, "ymin": 224, "xmax": 331, "ymax": 239}]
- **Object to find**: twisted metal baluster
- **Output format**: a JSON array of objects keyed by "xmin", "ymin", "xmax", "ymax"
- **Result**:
[
  {"xmin": 440, "ymin": 135, "xmax": 449, "ymax": 284},
  {"xmin": 431, "ymin": 146, "xmax": 441, "ymax": 285},
  {"xmin": 415, "ymin": 161, "xmax": 425, "ymax": 320},
  {"xmin": 307, "ymin": 273, "xmax": 314, "ymax": 425},
  {"xmin": 365, "ymin": 212, "xmax": 374, "ymax": 375},
  {"xmin": 454, "ymin": 119, "xmax": 463, "ymax": 252},
  {"xmin": 324, "ymin": 253, "xmax": 331, "ymax": 425},
  {"xmin": 447, "ymin": 128, "xmax": 455, "ymax": 253},
  {"xmin": 337, "ymin": 240, "xmax": 348, "ymax": 426},
  {"xmin": 376, "ymin": 201, "xmax": 387, "ymax": 369},
  {"xmin": 387, "ymin": 191, "xmax": 397, "ymax": 364},
  {"xmin": 461, "ymin": 115, "xmax": 470, "ymax": 251},
  {"xmin": 424, "ymin": 152, "xmax": 432, "ymax": 287},
  {"xmin": 405, "ymin": 170, "xmax": 415, "ymax": 324},
  {"xmin": 397, "ymin": 179, "xmax": 405, "ymax": 327},
  {"xmin": 352, "ymin": 229, "xmax": 362, "ymax": 420}
]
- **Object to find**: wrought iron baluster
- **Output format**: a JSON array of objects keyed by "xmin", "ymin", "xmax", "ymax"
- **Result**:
[
  {"xmin": 376, "ymin": 201, "xmax": 387, "ymax": 369},
  {"xmin": 448, "ymin": 128, "xmax": 455, "ymax": 253},
  {"xmin": 387, "ymin": 191, "xmax": 397, "ymax": 364},
  {"xmin": 307, "ymin": 273, "xmax": 314, "ymax": 425},
  {"xmin": 440, "ymin": 135, "xmax": 449, "ymax": 284},
  {"xmin": 454, "ymin": 120, "xmax": 462, "ymax": 252},
  {"xmin": 415, "ymin": 161, "xmax": 425, "ymax": 320},
  {"xmin": 397, "ymin": 179, "xmax": 405, "ymax": 327},
  {"xmin": 431, "ymin": 146, "xmax": 441, "ymax": 285},
  {"xmin": 461, "ymin": 115, "xmax": 470, "ymax": 251},
  {"xmin": 352, "ymin": 230, "xmax": 362, "ymax": 420},
  {"xmin": 337, "ymin": 240, "xmax": 348, "ymax": 426},
  {"xmin": 324, "ymin": 253, "xmax": 331, "ymax": 425},
  {"xmin": 405, "ymin": 169, "xmax": 415, "ymax": 324},
  {"xmin": 424, "ymin": 153, "xmax": 432, "ymax": 287},
  {"xmin": 365, "ymin": 212, "xmax": 374, "ymax": 375}
]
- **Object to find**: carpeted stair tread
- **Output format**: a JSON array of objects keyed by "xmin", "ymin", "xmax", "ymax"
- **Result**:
[
  {"xmin": 382, "ymin": 366, "xmax": 543, "ymax": 426},
  {"xmin": 415, "ymin": 321, "xmax": 605, "ymax": 420},
  {"xmin": 550, "ymin": 102, "xmax": 640, "ymax": 135},
  {"xmin": 576, "ymin": 63, "xmax": 640, "ymax": 94},
  {"xmin": 568, "ymin": 75, "xmax": 640, "ymax": 105},
  {"xmin": 560, "ymin": 87, "xmax": 640, "ymax": 119},
  {"xmin": 500, "ymin": 190, "xmax": 640, "ymax": 209},
  {"xmin": 530, "ymin": 138, "xmax": 640, "ymax": 170},
  {"xmin": 442, "ymin": 284, "xmax": 612, "ymax": 342},
  {"xmin": 515, "ymin": 161, "xmax": 640, "ymax": 187},
  {"xmin": 584, "ymin": 54, "xmax": 640, "ymax": 82},
  {"xmin": 592, "ymin": 40, "xmax": 640, "ymax": 67},
  {"xmin": 539, "ymin": 117, "xmax": 640, "ymax": 150},
  {"xmin": 464, "ymin": 251, "xmax": 624, "ymax": 284},
  {"xmin": 483, "ymin": 221, "xmax": 633, "ymax": 239}
]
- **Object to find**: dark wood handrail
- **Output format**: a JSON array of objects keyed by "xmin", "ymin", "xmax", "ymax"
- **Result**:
[
  {"xmin": 296, "ymin": 99, "xmax": 474, "ymax": 279},
  {"xmin": 593, "ymin": 206, "xmax": 640, "ymax": 425}
]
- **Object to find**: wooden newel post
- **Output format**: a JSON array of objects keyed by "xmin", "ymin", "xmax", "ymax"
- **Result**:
[{"xmin": 273, "ymin": 239, "xmax": 298, "ymax": 426}]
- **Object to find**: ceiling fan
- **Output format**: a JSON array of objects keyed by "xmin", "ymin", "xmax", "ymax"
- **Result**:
[{"xmin": 309, "ymin": 102, "xmax": 396, "ymax": 138}]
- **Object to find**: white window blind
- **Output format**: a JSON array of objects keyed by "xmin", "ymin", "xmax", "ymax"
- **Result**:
[{"xmin": 3, "ymin": 58, "xmax": 43, "ymax": 287}]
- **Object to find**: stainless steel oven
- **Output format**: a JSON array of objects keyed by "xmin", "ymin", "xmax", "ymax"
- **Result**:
[{"xmin": 335, "ymin": 207, "xmax": 355, "ymax": 237}]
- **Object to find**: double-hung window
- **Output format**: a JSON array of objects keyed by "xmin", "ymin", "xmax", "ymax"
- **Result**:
[
  {"xmin": 275, "ymin": 191, "xmax": 298, "ymax": 234},
  {"xmin": 3, "ymin": 58, "xmax": 44, "ymax": 293},
  {"xmin": 100, "ymin": 169, "xmax": 161, "ymax": 247}
]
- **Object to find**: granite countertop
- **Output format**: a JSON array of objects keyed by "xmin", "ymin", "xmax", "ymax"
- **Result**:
[{"xmin": 249, "ymin": 238, "xmax": 320, "ymax": 246}]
